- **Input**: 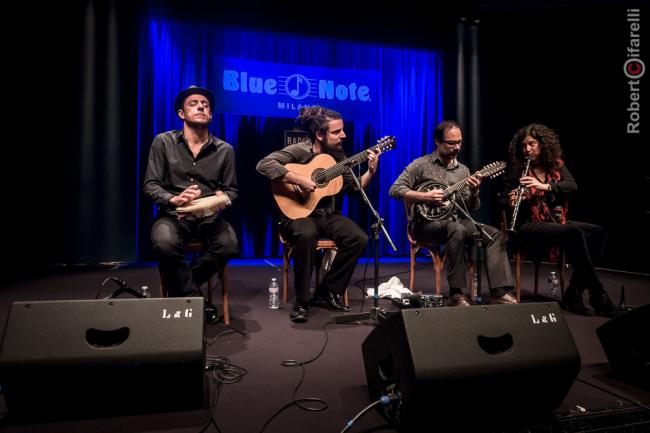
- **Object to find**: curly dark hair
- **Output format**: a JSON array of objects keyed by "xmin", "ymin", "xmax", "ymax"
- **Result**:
[
  {"xmin": 433, "ymin": 120, "xmax": 461, "ymax": 143},
  {"xmin": 295, "ymin": 106, "xmax": 342, "ymax": 143},
  {"xmin": 508, "ymin": 123, "xmax": 563, "ymax": 172}
]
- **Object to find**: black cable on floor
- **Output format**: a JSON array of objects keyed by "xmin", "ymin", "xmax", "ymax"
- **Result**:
[
  {"xmin": 258, "ymin": 321, "xmax": 332, "ymax": 433},
  {"xmin": 198, "ymin": 356, "xmax": 248, "ymax": 433},
  {"xmin": 206, "ymin": 324, "xmax": 247, "ymax": 346}
]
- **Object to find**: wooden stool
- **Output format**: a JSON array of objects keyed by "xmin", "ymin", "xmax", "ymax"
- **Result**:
[
  {"xmin": 159, "ymin": 241, "xmax": 230, "ymax": 325},
  {"xmin": 279, "ymin": 233, "xmax": 349, "ymax": 306}
]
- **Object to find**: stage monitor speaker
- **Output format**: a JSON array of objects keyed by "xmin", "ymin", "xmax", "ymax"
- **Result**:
[
  {"xmin": 597, "ymin": 303, "xmax": 650, "ymax": 390},
  {"xmin": 0, "ymin": 297, "xmax": 206, "ymax": 421},
  {"xmin": 362, "ymin": 303, "xmax": 580, "ymax": 431}
]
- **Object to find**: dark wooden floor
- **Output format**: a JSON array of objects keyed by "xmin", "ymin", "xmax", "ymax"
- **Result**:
[{"xmin": 0, "ymin": 259, "xmax": 648, "ymax": 433}]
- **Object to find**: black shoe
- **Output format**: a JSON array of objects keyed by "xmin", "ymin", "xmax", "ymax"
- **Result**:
[
  {"xmin": 589, "ymin": 291, "xmax": 623, "ymax": 318},
  {"xmin": 561, "ymin": 287, "xmax": 594, "ymax": 316},
  {"xmin": 312, "ymin": 290, "xmax": 350, "ymax": 312},
  {"xmin": 205, "ymin": 303, "xmax": 219, "ymax": 324},
  {"xmin": 290, "ymin": 301, "xmax": 308, "ymax": 323}
]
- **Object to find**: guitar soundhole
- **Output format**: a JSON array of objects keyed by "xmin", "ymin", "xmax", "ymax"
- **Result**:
[{"xmin": 312, "ymin": 169, "xmax": 328, "ymax": 187}]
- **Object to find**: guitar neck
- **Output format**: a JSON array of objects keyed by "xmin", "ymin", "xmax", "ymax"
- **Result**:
[
  {"xmin": 440, "ymin": 164, "xmax": 503, "ymax": 199},
  {"xmin": 318, "ymin": 145, "xmax": 377, "ymax": 182},
  {"xmin": 442, "ymin": 176, "xmax": 472, "ymax": 199}
]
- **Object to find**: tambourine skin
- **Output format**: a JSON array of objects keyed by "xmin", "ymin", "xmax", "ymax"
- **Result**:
[{"xmin": 177, "ymin": 194, "xmax": 231, "ymax": 217}]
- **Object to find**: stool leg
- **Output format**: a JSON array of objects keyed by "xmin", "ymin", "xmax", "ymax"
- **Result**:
[
  {"xmin": 467, "ymin": 261, "xmax": 475, "ymax": 301},
  {"xmin": 558, "ymin": 253, "xmax": 566, "ymax": 296},
  {"xmin": 282, "ymin": 249, "xmax": 290, "ymax": 303},
  {"xmin": 409, "ymin": 245, "xmax": 417, "ymax": 292},
  {"xmin": 219, "ymin": 267, "xmax": 230, "ymax": 325},
  {"xmin": 515, "ymin": 253, "xmax": 522, "ymax": 303}
]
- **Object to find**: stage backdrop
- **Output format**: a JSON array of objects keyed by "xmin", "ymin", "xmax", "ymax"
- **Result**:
[{"xmin": 137, "ymin": 21, "xmax": 444, "ymax": 259}]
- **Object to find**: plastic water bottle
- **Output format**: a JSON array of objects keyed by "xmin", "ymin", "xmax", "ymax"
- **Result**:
[
  {"xmin": 140, "ymin": 286, "xmax": 151, "ymax": 298},
  {"xmin": 548, "ymin": 272, "xmax": 559, "ymax": 298},
  {"xmin": 269, "ymin": 278, "xmax": 280, "ymax": 309}
]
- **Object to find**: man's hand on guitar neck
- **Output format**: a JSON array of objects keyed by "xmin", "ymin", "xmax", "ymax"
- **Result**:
[
  {"xmin": 360, "ymin": 148, "xmax": 381, "ymax": 188},
  {"xmin": 467, "ymin": 172, "xmax": 483, "ymax": 197},
  {"xmin": 367, "ymin": 148, "xmax": 380, "ymax": 176},
  {"xmin": 283, "ymin": 171, "xmax": 316, "ymax": 193}
]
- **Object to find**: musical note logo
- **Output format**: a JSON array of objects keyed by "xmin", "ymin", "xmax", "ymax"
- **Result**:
[{"xmin": 284, "ymin": 74, "xmax": 311, "ymax": 100}]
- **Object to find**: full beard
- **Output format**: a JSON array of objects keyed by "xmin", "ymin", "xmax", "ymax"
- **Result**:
[{"xmin": 320, "ymin": 141, "xmax": 346, "ymax": 161}]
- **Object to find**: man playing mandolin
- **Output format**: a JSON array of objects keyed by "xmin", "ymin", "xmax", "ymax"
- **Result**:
[
  {"xmin": 389, "ymin": 120, "xmax": 515, "ymax": 306},
  {"xmin": 256, "ymin": 106, "xmax": 381, "ymax": 323}
]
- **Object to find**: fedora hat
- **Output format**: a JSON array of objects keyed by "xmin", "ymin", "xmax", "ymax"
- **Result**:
[{"xmin": 174, "ymin": 85, "xmax": 215, "ymax": 116}]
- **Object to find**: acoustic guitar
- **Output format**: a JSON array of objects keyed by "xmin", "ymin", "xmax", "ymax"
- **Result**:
[{"xmin": 272, "ymin": 136, "xmax": 396, "ymax": 220}]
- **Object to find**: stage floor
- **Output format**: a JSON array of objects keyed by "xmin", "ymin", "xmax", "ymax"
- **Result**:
[{"xmin": 0, "ymin": 259, "xmax": 648, "ymax": 432}]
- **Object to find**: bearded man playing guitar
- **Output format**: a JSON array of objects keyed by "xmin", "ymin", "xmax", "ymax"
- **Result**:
[
  {"xmin": 389, "ymin": 120, "xmax": 516, "ymax": 306},
  {"xmin": 256, "ymin": 106, "xmax": 382, "ymax": 323}
]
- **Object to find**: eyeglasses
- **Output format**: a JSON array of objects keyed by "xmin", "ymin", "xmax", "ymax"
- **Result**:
[{"xmin": 441, "ymin": 139, "xmax": 463, "ymax": 146}]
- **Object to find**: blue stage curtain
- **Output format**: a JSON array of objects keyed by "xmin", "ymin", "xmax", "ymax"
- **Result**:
[{"xmin": 137, "ymin": 20, "xmax": 443, "ymax": 258}]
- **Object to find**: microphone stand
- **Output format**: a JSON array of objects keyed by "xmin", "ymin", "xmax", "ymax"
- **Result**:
[
  {"xmin": 331, "ymin": 167, "xmax": 397, "ymax": 325},
  {"xmin": 448, "ymin": 196, "xmax": 494, "ymax": 304}
]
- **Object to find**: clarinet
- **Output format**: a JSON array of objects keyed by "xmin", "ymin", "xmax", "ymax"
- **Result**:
[{"xmin": 507, "ymin": 156, "xmax": 531, "ymax": 233}]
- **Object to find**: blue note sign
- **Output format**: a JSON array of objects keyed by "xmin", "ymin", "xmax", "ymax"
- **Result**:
[{"xmin": 214, "ymin": 57, "xmax": 380, "ymax": 120}]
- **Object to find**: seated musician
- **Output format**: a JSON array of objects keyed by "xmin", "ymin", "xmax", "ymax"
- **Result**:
[
  {"xmin": 143, "ymin": 85, "xmax": 239, "ymax": 324},
  {"xmin": 389, "ymin": 120, "xmax": 515, "ymax": 306},
  {"xmin": 502, "ymin": 123, "xmax": 620, "ymax": 318},
  {"xmin": 256, "ymin": 106, "xmax": 381, "ymax": 323}
]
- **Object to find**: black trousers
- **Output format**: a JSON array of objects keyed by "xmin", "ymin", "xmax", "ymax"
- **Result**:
[
  {"xmin": 282, "ymin": 212, "xmax": 368, "ymax": 303},
  {"xmin": 151, "ymin": 214, "xmax": 239, "ymax": 297},
  {"xmin": 413, "ymin": 218, "xmax": 514, "ymax": 295},
  {"xmin": 517, "ymin": 220, "xmax": 607, "ymax": 293}
]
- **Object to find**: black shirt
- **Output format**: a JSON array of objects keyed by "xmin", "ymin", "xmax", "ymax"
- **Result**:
[{"xmin": 143, "ymin": 130, "xmax": 238, "ymax": 215}]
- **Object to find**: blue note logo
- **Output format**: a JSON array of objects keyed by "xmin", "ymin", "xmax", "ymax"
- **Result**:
[
  {"xmin": 222, "ymin": 69, "xmax": 371, "ymax": 102},
  {"xmin": 280, "ymin": 74, "xmax": 316, "ymax": 100}
]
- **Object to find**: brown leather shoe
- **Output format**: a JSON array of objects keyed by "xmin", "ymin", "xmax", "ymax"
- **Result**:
[
  {"xmin": 449, "ymin": 294, "xmax": 471, "ymax": 307},
  {"xmin": 488, "ymin": 292, "xmax": 518, "ymax": 305}
]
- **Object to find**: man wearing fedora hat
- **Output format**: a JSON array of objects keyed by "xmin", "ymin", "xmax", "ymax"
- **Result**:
[{"xmin": 143, "ymin": 85, "xmax": 239, "ymax": 324}]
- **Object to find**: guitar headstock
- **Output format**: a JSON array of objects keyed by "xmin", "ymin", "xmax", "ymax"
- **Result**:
[
  {"xmin": 479, "ymin": 161, "xmax": 506, "ymax": 179},
  {"xmin": 375, "ymin": 135, "xmax": 396, "ymax": 153}
]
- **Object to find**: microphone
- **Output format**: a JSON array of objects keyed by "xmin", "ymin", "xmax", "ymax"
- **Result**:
[{"xmin": 102, "ymin": 277, "xmax": 145, "ymax": 299}]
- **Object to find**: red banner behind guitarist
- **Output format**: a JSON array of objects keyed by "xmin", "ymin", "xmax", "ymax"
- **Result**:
[{"xmin": 256, "ymin": 106, "xmax": 382, "ymax": 323}]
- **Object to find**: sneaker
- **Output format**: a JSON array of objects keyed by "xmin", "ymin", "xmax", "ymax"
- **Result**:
[
  {"xmin": 589, "ymin": 291, "xmax": 623, "ymax": 318},
  {"xmin": 488, "ymin": 292, "xmax": 518, "ymax": 305},
  {"xmin": 290, "ymin": 301, "xmax": 308, "ymax": 323},
  {"xmin": 449, "ymin": 294, "xmax": 471, "ymax": 307},
  {"xmin": 561, "ymin": 287, "xmax": 594, "ymax": 316}
]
